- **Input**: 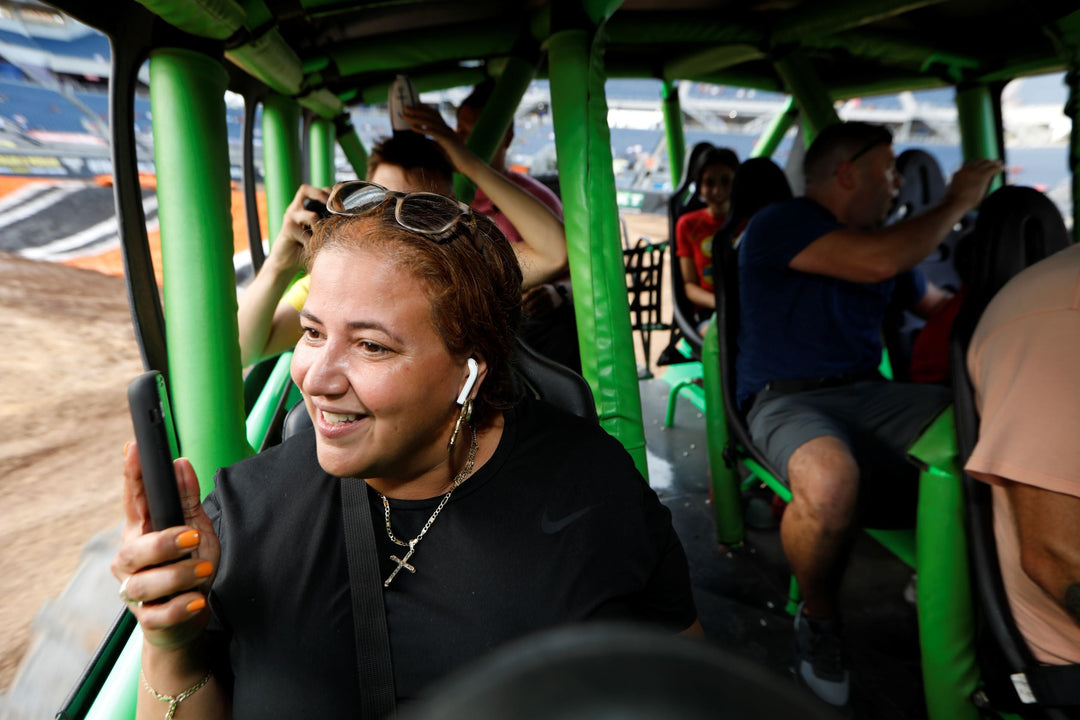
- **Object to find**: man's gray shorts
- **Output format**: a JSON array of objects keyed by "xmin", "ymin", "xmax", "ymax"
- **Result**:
[{"xmin": 746, "ymin": 380, "xmax": 950, "ymax": 522}]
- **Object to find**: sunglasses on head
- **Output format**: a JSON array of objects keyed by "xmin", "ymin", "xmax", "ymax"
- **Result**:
[
  {"xmin": 326, "ymin": 181, "xmax": 475, "ymax": 242},
  {"xmin": 845, "ymin": 131, "xmax": 893, "ymax": 165}
]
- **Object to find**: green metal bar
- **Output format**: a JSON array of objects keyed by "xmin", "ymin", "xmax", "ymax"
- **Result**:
[
  {"xmin": 298, "ymin": 88, "xmax": 344, "ymax": 119},
  {"xmin": 358, "ymin": 68, "xmax": 489, "ymax": 105},
  {"xmin": 336, "ymin": 119, "xmax": 369, "ymax": 180},
  {"xmin": 772, "ymin": 50, "xmax": 840, "ymax": 145},
  {"xmin": 743, "ymin": 457, "xmax": 790, "ymax": 501},
  {"xmin": 133, "ymin": 0, "xmax": 244, "ymax": 39},
  {"xmin": 802, "ymin": 30, "xmax": 978, "ymax": 74},
  {"xmin": 582, "ymin": 0, "xmax": 622, "ymax": 25},
  {"xmin": 548, "ymin": 26, "xmax": 647, "ymax": 477},
  {"xmin": 60, "ymin": 612, "xmax": 137, "ymax": 719},
  {"xmin": 225, "ymin": 28, "xmax": 304, "ymax": 96},
  {"xmin": 604, "ymin": 15, "xmax": 759, "ymax": 46},
  {"xmin": 245, "ymin": 352, "xmax": 295, "ymax": 449},
  {"xmin": 661, "ymin": 80, "xmax": 686, "ymax": 184},
  {"xmin": 955, "ymin": 83, "xmax": 1003, "ymax": 193},
  {"xmin": 83, "ymin": 625, "xmax": 142, "ymax": 720},
  {"xmin": 908, "ymin": 407, "xmax": 981, "ymax": 720},
  {"xmin": 261, "ymin": 93, "xmax": 302, "ymax": 246},
  {"xmin": 786, "ymin": 576, "xmax": 802, "ymax": 616},
  {"xmin": 325, "ymin": 25, "xmax": 517, "ymax": 76},
  {"xmin": 770, "ymin": 0, "xmax": 944, "ymax": 46},
  {"xmin": 455, "ymin": 54, "xmax": 536, "ymax": 203},
  {"xmin": 150, "ymin": 48, "xmax": 251, "ymax": 493},
  {"xmin": 750, "ymin": 96, "xmax": 797, "ymax": 158},
  {"xmin": 702, "ymin": 322, "xmax": 744, "ymax": 544},
  {"xmin": 309, "ymin": 116, "xmax": 336, "ymax": 188},
  {"xmin": 663, "ymin": 44, "xmax": 766, "ymax": 82}
]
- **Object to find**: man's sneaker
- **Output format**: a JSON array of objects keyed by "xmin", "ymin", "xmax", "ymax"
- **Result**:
[{"xmin": 794, "ymin": 603, "xmax": 850, "ymax": 707}]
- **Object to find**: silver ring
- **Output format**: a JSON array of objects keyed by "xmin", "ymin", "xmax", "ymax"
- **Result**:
[{"xmin": 118, "ymin": 576, "xmax": 143, "ymax": 608}]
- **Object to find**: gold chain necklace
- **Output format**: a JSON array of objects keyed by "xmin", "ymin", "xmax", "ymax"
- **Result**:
[{"xmin": 380, "ymin": 424, "xmax": 478, "ymax": 587}]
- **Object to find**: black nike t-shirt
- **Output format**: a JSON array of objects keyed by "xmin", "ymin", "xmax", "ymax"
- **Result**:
[{"xmin": 204, "ymin": 397, "xmax": 696, "ymax": 718}]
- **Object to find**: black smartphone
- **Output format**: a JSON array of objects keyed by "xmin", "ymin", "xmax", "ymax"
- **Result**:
[
  {"xmin": 127, "ymin": 371, "xmax": 185, "ymax": 531},
  {"xmin": 303, "ymin": 197, "xmax": 330, "ymax": 219}
]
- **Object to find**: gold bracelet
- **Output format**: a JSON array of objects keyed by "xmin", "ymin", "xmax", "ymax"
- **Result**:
[{"xmin": 140, "ymin": 668, "xmax": 212, "ymax": 720}]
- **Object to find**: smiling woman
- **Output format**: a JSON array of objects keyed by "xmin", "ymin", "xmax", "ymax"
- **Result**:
[{"xmin": 110, "ymin": 182, "xmax": 699, "ymax": 719}]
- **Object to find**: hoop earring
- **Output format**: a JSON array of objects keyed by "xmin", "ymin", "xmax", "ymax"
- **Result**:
[{"xmin": 448, "ymin": 397, "xmax": 473, "ymax": 452}]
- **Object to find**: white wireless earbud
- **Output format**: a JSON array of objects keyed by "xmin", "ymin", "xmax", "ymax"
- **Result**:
[{"xmin": 456, "ymin": 358, "xmax": 479, "ymax": 405}]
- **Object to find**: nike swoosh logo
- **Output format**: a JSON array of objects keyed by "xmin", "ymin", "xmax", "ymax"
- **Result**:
[{"xmin": 541, "ymin": 505, "xmax": 596, "ymax": 534}]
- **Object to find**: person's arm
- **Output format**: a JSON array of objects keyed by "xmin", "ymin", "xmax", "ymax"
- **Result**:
[
  {"xmin": 1006, "ymin": 481, "xmax": 1080, "ymax": 627},
  {"xmin": 679, "ymin": 256, "xmax": 716, "ymax": 310},
  {"xmin": 112, "ymin": 445, "xmax": 230, "ymax": 719},
  {"xmin": 909, "ymin": 279, "xmax": 953, "ymax": 319},
  {"xmin": 237, "ymin": 185, "xmax": 328, "ymax": 366},
  {"xmin": 404, "ymin": 105, "xmax": 568, "ymax": 289},
  {"xmin": 791, "ymin": 159, "xmax": 1002, "ymax": 283}
]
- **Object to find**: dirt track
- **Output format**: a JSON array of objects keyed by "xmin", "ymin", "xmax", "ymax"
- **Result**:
[
  {"xmin": 0, "ymin": 210, "xmax": 672, "ymax": 692},
  {"xmin": 0, "ymin": 252, "xmax": 141, "ymax": 689}
]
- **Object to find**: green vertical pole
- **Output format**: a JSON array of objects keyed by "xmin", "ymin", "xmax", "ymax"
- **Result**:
[
  {"xmin": 955, "ymin": 84, "xmax": 998, "ymax": 161},
  {"xmin": 262, "ymin": 93, "xmax": 302, "ymax": 244},
  {"xmin": 908, "ymin": 408, "xmax": 981, "ymax": 720},
  {"xmin": 454, "ymin": 54, "xmax": 536, "ymax": 203},
  {"xmin": 336, "ymin": 116, "xmax": 368, "ymax": 180},
  {"xmin": 773, "ymin": 51, "xmax": 839, "ymax": 146},
  {"xmin": 309, "ymin": 116, "xmax": 336, "ymax": 188},
  {"xmin": 548, "ymin": 25, "xmax": 647, "ymax": 477},
  {"xmin": 751, "ymin": 96, "xmax": 797, "ymax": 158},
  {"xmin": 955, "ymin": 83, "xmax": 1003, "ymax": 193},
  {"xmin": 149, "ymin": 48, "xmax": 250, "ymax": 493},
  {"xmin": 702, "ymin": 322, "xmax": 744, "ymax": 543},
  {"xmin": 661, "ymin": 79, "xmax": 686, "ymax": 184}
]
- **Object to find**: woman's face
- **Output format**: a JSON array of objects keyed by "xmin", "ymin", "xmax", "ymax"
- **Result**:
[
  {"xmin": 290, "ymin": 244, "xmax": 476, "ymax": 483},
  {"xmin": 699, "ymin": 163, "xmax": 736, "ymax": 212}
]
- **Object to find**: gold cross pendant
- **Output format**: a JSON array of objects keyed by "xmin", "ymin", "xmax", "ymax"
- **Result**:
[{"xmin": 384, "ymin": 543, "xmax": 417, "ymax": 587}]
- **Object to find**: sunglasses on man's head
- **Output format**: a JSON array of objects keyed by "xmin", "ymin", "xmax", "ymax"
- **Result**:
[
  {"xmin": 326, "ymin": 181, "xmax": 475, "ymax": 242},
  {"xmin": 845, "ymin": 132, "xmax": 893, "ymax": 165}
]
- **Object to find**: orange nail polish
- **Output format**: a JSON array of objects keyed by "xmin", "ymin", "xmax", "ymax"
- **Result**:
[
  {"xmin": 123, "ymin": 441, "xmax": 133, "ymax": 458},
  {"xmin": 177, "ymin": 530, "xmax": 200, "ymax": 549},
  {"xmin": 187, "ymin": 598, "xmax": 206, "ymax": 613},
  {"xmin": 194, "ymin": 561, "xmax": 213, "ymax": 578}
]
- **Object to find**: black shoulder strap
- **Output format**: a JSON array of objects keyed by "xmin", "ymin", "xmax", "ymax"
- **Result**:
[{"xmin": 341, "ymin": 478, "xmax": 397, "ymax": 718}]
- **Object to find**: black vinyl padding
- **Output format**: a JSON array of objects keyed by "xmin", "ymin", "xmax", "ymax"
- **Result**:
[
  {"xmin": 948, "ymin": 185, "xmax": 1077, "ymax": 717},
  {"xmin": 710, "ymin": 157, "xmax": 793, "ymax": 482},
  {"xmin": 667, "ymin": 141, "xmax": 717, "ymax": 359},
  {"xmin": 402, "ymin": 623, "xmax": 844, "ymax": 720}
]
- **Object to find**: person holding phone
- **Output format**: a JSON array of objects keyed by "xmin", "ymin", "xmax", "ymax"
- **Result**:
[{"xmin": 113, "ymin": 180, "xmax": 700, "ymax": 718}]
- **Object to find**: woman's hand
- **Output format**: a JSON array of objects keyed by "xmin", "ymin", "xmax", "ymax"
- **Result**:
[
  {"xmin": 238, "ymin": 183, "xmax": 329, "ymax": 366},
  {"xmin": 404, "ymin": 104, "xmax": 569, "ymax": 289},
  {"xmin": 403, "ymin": 105, "xmax": 472, "ymax": 167},
  {"xmin": 266, "ymin": 183, "xmax": 331, "ymax": 274},
  {"xmin": 111, "ymin": 441, "xmax": 221, "ymax": 651}
]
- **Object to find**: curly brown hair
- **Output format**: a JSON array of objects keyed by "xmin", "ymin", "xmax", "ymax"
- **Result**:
[{"xmin": 304, "ymin": 197, "xmax": 523, "ymax": 426}]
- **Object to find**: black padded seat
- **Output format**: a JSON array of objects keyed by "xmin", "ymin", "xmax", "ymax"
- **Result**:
[
  {"xmin": 883, "ymin": 148, "xmax": 974, "ymax": 381},
  {"xmin": 890, "ymin": 148, "xmax": 947, "ymax": 224},
  {"xmin": 281, "ymin": 337, "xmax": 597, "ymax": 442},
  {"xmin": 948, "ymin": 185, "xmax": 1077, "ymax": 718},
  {"xmin": 711, "ymin": 157, "xmax": 794, "ymax": 482},
  {"xmin": 667, "ymin": 141, "xmax": 717, "ymax": 360},
  {"xmin": 402, "ymin": 623, "xmax": 844, "ymax": 720}
]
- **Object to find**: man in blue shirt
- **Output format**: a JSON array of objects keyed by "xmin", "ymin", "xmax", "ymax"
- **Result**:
[{"xmin": 736, "ymin": 121, "xmax": 1000, "ymax": 706}]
